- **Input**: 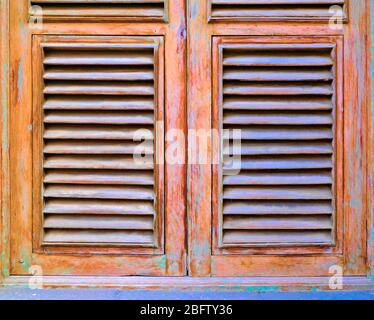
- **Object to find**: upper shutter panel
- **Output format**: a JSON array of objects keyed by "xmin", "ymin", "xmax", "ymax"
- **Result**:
[
  {"xmin": 216, "ymin": 39, "xmax": 340, "ymax": 248},
  {"xmin": 33, "ymin": 36, "xmax": 164, "ymax": 250},
  {"xmin": 30, "ymin": 0, "xmax": 167, "ymax": 22},
  {"xmin": 209, "ymin": 0, "xmax": 347, "ymax": 22}
]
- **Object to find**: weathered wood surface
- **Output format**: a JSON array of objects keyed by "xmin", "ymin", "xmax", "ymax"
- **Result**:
[{"xmin": 0, "ymin": 0, "xmax": 371, "ymax": 285}]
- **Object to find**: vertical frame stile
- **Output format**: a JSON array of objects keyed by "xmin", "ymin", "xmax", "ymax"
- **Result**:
[
  {"xmin": 368, "ymin": 0, "xmax": 374, "ymax": 279},
  {"xmin": 343, "ymin": 0, "xmax": 368, "ymax": 275},
  {"xmin": 334, "ymin": 37, "xmax": 344, "ymax": 253},
  {"xmin": 212, "ymin": 38, "xmax": 224, "ymax": 251},
  {"xmin": 154, "ymin": 36, "xmax": 165, "ymax": 251},
  {"xmin": 187, "ymin": 0, "xmax": 212, "ymax": 276},
  {"xmin": 0, "ymin": 0, "xmax": 10, "ymax": 281},
  {"xmin": 32, "ymin": 35, "xmax": 45, "ymax": 252},
  {"xmin": 9, "ymin": 0, "xmax": 33, "ymax": 276},
  {"xmin": 164, "ymin": 0, "xmax": 187, "ymax": 275}
]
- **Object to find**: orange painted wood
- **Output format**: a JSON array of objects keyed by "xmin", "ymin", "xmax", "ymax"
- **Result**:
[
  {"xmin": 188, "ymin": 0, "xmax": 370, "ymax": 277},
  {"xmin": 0, "ymin": 0, "xmax": 371, "ymax": 284},
  {"xmin": 8, "ymin": 0, "xmax": 187, "ymax": 277},
  {"xmin": 0, "ymin": 0, "xmax": 10, "ymax": 281}
]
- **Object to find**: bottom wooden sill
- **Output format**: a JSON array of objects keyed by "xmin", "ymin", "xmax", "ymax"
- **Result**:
[{"xmin": 2, "ymin": 276, "xmax": 373, "ymax": 291}]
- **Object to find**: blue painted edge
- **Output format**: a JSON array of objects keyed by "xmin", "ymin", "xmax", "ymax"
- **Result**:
[
  {"xmin": 370, "ymin": 0, "xmax": 374, "ymax": 281},
  {"xmin": 0, "ymin": 288, "xmax": 373, "ymax": 300}
]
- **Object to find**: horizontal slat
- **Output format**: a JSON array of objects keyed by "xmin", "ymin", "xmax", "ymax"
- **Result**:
[
  {"xmin": 44, "ymin": 170, "xmax": 154, "ymax": 185},
  {"xmin": 223, "ymin": 141, "xmax": 333, "ymax": 155},
  {"xmin": 44, "ymin": 214, "xmax": 154, "ymax": 230},
  {"xmin": 223, "ymin": 97, "xmax": 333, "ymax": 110},
  {"xmin": 43, "ymin": 230, "xmax": 154, "ymax": 244},
  {"xmin": 34, "ymin": 8, "xmax": 164, "ymax": 18},
  {"xmin": 223, "ymin": 230, "xmax": 332, "ymax": 244},
  {"xmin": 213, "ymin": 8, "xmax": 343, "ymax": 18},
  {"xmin": 224, "ymin": 127, "xmax": 333, "ymax": 140},
  {"xmin": 44, "ymin": 140, "xmax": 153, "ymax": 154},
  {"xmin": 44, "ymin": 51, "xmax": 154, "ymax": 65},
  {"xmin": 223, "ymin": 200, "xmax": 333, "ymax": 215},
  {"xmin": 44, "ymin": 81, "xmax": 154, "ymax": 95},
  {"xmin": 223, "ymin": 68, "xmax": 333, "ymax": 81},
  {"xmin": 44, "ymin": 125, "xmax": 154, "ymax": 140},
  {"xmin": 44, "ymin": 111, "xmax": 154, "ymax": 124},
  {"xmin": 223, "ymin": 215, "xmax": 332, "ymax": 230},
  {"xmin": 223, "ymin": 83, "xmax": 333, "ymax": 95},
  {"xmin": 44, "ymin": 96, "xmax": 155, "ymax": 110},
  {"xmin": 44, "ymin": 199, "xmax": 155, "ymax": 215},
  {"xmin": 223, "ymin": 171, "xmax": 332, "ymax": 185},
  {"xmin": 44, "ymin": 67, "xmax": 154, "ymax": 81},
  {"xmin": 223, "ymin": 155, "xmax": 332, "ymax": 170},
  {"xmin": 44, "ymin": 185, "xmax": 154, "ymax": 200},
  {"xmin": 223, "ymin": 186, "xmax": 332, "ymax": 200},
  {"xmin": 211, "ymin": 0, "xmax": 344, "ymax": 4},
  {"xmin": 44, "ymin": 155, "xmax": 153, "ymax": 170},
  {"xmin": 223, "ymin": 111, "xmax": 332, "ymax": 125},
  {"xmin": 223, "ymin": 54, "xmax": 333, "ymax": 67}
]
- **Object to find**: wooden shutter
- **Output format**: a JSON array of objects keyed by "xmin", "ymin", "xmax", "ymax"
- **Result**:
[
  {"xmin": 208, "ymin": 0, "xmax": 347, "ymax": 22},
  {"xmin": 30, "ymin": 0, "xmax": 168, "ymax": 22},
  {"xmin": 189, "ymin": 0, "xmax": 368, "ymax": 278},
  {"xmin": 9, "ymin": 0, "xmax": 186, "ymax": 277},
  {"xmin": 217, "ymin": 39, "xmax": 338, "ymax": 248},
  {"xmin": 32, "ymin": 36, "xmax": 163, "ymax": 250}
]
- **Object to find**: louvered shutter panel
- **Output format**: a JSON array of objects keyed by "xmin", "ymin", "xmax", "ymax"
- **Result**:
[
  {"xmin": 30, "ymin": 0, "xmax": 167, "ymax": 22},
  {"xmin": 217, "ymin": 39, "xmax": 338, "ymax": 247},
  {"xmin": 33, "ymin": 36, "xmax": 163, "ymax": 248},
  {"xmin": 209, "ymin": 0, "xmax": 347, "ymax": 22}
]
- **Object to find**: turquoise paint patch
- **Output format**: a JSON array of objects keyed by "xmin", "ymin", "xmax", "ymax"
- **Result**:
[
  {"xmin": 245, "ymin": 286, "xmax": 281, "ymax": 293},
  {"xmin": 217, "ymin": 285, "xmax": 281, "ymax": 293},
  {"xmin": 17, "ymin": 60, "xmax": 23, "ymax": 95}
]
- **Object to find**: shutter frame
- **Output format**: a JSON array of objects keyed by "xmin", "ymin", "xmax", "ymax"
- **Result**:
[
  {"xmin": 32, "ymin": 35, "xmax": 165, "ymax": 255},
  {"xmin": 208, "ymin": 0, "xmax": 348, "ymax": 22},
  {"xmin": 212, "ymin": 36, "xmax": 344, "ymax": 256},
  {"xmin": 29, "ymin": 0, "xmax": 169, "ymax": 22}
]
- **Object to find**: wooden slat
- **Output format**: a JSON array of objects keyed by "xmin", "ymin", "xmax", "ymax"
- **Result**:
[
  {"xmin": 44, "ymin": 155, "xmax": 154, "ymax": 170},
  {"xmin": 223, "ymin": 215, "xmax": 332, "ymax": 230},
  {"xmin": 44, "ymin": 215, "xmax": 154, "ymax": 230},
  {"xmin": 44, "ymin": 111, "xmax": 154, "ymax": 124},
  {"xmin": 43, "ymin": 96, "xmax": 155, "ymax": 110},
  {"xmin": 223, "ymin": 200, "xmax": 333, "ymax": 215},
  {"xmin": 223, "ymin": 83, "xmax": 333, "ymax": 95},
  {"xmin": 223, "ymin": 141, "xmax": 333, "ymax": 155},
  {"xmin": 44, "ymin": 140, "xmax": 154, "ymax": 154},
  {"xmin": 44, "ymin": 81, "xmax": 154, "ymax": 95},
  {"xmin": 223, "ymin": 97, "xmax": 333, "ymax": 110},
  {"xmin": 223, "ymin": 171, "xmax": 332, "ymax": 185},
  {"xmin": 44, "ymin": 185, "xmax": 155, "ymax": 200},
  {"xmin": 210, "ymin": 0, "xmax": 346, "ymax": 21},
  {"xmin": 223, "ymin": 111, "xmax": 332, "ymax": 125},
  {"xmin": 223, "ymin": 155, "xmax": 333, "ymax": 170},
  {"xmin": 43, "ymin": 230, "xmax": 154, "ymax": 244},
  {"xmin": 44, "ymin": 170, "xmax": 155, "ymax": 185},
  {"xmin": 223, "ymin": 186, "xmax": 332, "ymax": 200},
  {"xmin": 225, "ymin": 127, "xmax": 333, "ymax": 140},
  {"xmin": 223, "ymin": 54, "xmax": 333, "ymax": 67},
  {"xmin": 223, "ymin": 230, "xmax": 333, "ymax": 244},
  {"xmin": 223, "ymin": 68, "xmax": 333, "ymax": 81},
  {"xmin": 44, "ymin": 67, "xmax": 154, "ymax": 81},
  {"xmin": 44, "ymin": 199, "xmax": 155, "ymax": 215},
  {"xmin": 44, "ymin": 125, "xmax": 154, "ymax": 140}
]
